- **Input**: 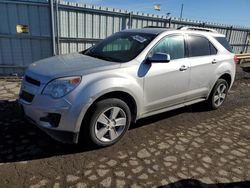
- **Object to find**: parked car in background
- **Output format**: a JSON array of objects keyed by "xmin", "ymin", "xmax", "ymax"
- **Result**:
[{"xmin": 19, "ymin": 27, "xmax": 236, "ymax": 147}]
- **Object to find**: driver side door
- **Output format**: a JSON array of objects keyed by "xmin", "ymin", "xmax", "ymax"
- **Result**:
[{"xmin": 143, "ymin": 34, "xmax": 190, "ymax": 112}]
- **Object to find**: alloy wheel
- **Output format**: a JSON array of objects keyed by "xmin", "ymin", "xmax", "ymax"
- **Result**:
[
  {"xmin": 94, "ymin": 107, "xmax": 127, "ymax": 142},
  {"xmin": 213, "ymin": 83, "xmax": 227, "ymax": 107}
]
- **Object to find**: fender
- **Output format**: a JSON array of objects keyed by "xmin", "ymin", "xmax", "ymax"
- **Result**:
[
  {"xmin": 207, "ymin": 60, "xmax": 235, "ymax": 99},
  {"xmin": 74, "ymin": 74, "xmax": 143, "ymax": 132}
]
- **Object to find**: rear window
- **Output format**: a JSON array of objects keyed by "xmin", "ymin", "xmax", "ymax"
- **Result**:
[{"xmin": 215, "ymin": 37, "xmax": 233, "ymax": 53}]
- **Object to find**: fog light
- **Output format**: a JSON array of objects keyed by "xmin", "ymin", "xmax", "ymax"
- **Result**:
[{"xmin": 40, "ymin": 113, "xmax": 61, "ymax": 127}]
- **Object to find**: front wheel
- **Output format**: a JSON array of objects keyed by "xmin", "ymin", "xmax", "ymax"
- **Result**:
[
  {"xmin": 86, "ymin": 98, "xmax": 131, "ymax": 147},
  {"xmin": 207, "ymin": 79, "xmax": 229, "ymax": 110}
]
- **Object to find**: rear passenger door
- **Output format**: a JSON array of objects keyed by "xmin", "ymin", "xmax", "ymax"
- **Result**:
[{"xmin": 186, "ymin": 34, "xmax": 218, "ymax": 101}]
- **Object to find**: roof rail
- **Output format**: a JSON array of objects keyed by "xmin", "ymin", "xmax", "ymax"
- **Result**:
[
  {"xmin": 143, "ymin": 26, "xmax": 169, "ymax": 29},
  {"xmin": 178, "ymin": 26, "xmax": 218, "ymax": 33}
]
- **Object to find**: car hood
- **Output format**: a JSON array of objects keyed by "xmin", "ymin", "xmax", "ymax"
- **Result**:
[{"xmin": 26, "ymin": 53, "xmax": 121, "ymax": 83}]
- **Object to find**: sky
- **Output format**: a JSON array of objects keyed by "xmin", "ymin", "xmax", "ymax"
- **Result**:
[{"xmin": 67, "ymin": 0, "xmax": 250, "ymax": 28}]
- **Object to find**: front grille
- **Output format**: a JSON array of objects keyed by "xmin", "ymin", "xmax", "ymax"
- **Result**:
[
  {"xmin": 25, "ymin": 76, "xmax": 41, "ymax": 86},
  {"xmin": 20, "ymin": 90, "xmax": 34, "ymax": 103}
]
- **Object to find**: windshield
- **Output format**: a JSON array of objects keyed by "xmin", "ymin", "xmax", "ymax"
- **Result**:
[{"xmin": 83, "ymin": 32, "xmax": 156, "ymax": 62}]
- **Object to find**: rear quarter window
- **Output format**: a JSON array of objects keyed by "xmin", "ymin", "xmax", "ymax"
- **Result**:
[{"xmin": 214, "ymin": 37, "xmax": 233, "ymax": 53}]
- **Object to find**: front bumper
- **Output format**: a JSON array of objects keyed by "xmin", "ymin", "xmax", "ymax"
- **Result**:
[
  {"xmin": 18, "ymin": 73, "xmax": 93, "ymax": 144},
  {"xmin": 19, "ymin": 100, "xmax": 80, "ymax": 144},
  {"xmin": 24, "ymin": 112, "xmax": 79, "ymax": 144}
]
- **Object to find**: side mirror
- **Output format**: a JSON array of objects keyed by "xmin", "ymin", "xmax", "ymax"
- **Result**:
[{"xmin": 146, "ymin": 52, "xmax": 171, "ymax": 63}]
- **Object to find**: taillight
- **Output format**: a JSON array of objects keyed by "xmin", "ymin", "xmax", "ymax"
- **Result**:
[{"xmin": 234, "ymin": 55, "xmax": 238, "ymax": 64}]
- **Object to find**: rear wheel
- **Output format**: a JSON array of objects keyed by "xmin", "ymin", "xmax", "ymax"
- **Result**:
[
  {"xmin": 207, "ymin": 79, "xmax": 229, "ymax": 110},
  {"xmin": 86, "ymin": 98, "xmax": 131, "ymax": 147}
]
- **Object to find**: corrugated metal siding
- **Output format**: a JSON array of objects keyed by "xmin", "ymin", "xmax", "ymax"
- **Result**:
[
  {"xmin": 0, "ymin": 0, "xmax": 250, "ymax": 75},
  {"xmin": 56, "ymin": 3, "xmax": 250, "ymax": 55},
  {"xmin": 0, "ymin": 0, "xmax": 52, "ymax": 75}
]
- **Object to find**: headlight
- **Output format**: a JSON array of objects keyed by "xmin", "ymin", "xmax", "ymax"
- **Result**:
[{"xmin": 42, "ymin": 76, "xmax": 81, "ymax": 99}]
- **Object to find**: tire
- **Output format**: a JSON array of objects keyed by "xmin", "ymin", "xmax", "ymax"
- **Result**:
[
  {"xmin": 85, "ymin": 98, "xmax": 131, "ymax": 147},
  {"xmin": 207, "ymin": 79, "xmax": 229, "ymax": 110}
]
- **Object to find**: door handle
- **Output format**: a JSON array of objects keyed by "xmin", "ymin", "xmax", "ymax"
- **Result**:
[
  {"xmin": 212, "ymin": 59, "xmax": 217, "ymax": 64},
  {"xmin": 179, "ymin": 65, "xmax": 188, "ymax": 71}
]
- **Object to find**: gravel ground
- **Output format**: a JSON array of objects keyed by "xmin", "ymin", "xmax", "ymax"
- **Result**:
[{"xmin": 0, "ymin": 66, "xmax": 250, "ymax": 188}]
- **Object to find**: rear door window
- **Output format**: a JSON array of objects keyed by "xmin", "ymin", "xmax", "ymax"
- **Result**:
[
  {"xmin": 210, "ymin": 43, "xmax": 217, "ymax": 55},
  {"xmin": 187, "ymin": 35, "xmax": 211, "ymax": 57}
]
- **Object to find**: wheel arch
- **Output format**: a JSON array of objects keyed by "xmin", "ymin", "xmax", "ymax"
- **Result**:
[
  {"xmin": 92, "ymin": 91, "xmax": 138, "ymax": 123},
  {"xmin": 218, "ymin": 73, "xmax": 232, "ymax": 87},
  {"xmin": 78, "ymin": 90, "xmax": 138, "ymax": 135},
  {"xmin": 207, "ymin": 72, "xmax": 232, "ymax": 100}
]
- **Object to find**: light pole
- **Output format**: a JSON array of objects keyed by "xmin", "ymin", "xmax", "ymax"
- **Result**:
[{"xmin": 180, "ymin": 3, "xmax": 184, "ymax": 21}]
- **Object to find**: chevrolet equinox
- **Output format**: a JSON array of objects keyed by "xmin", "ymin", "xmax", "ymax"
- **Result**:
[{"xmin": 19, "ymin": 27, "xmax": 236, "ymax": 146}]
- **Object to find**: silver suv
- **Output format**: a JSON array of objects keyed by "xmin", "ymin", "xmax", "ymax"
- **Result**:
[{"xmin": 19, "ymin": 27, "xmax": 236, "ymax": 147}]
